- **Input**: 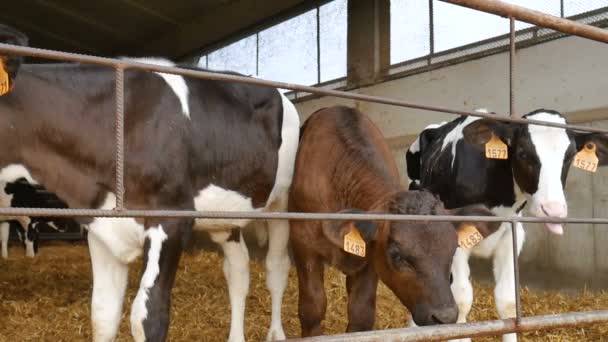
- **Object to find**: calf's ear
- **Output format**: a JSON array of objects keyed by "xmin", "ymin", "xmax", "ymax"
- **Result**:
[
  {"xmin": 462, "ymin": 119, "xmax": 515, "ymax": 147},
  {"xmin": 446, "ymin": 205, "xmax": 502, "ymax": 239},
  {"xmin": 321, "ymin": 209, "xmax": 378, "ymax": 249},
  {"xmin": 574, "ymin": 132, "xmax": 608, "ymax": 166}
]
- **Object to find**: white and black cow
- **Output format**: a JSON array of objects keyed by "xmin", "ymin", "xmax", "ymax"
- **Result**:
[
  {"xmin": 406, "ymin": 109, "xmax": 608, "ymax": 342},
  {"xmin": 0, "ymin": 24, "xmax": 299, "ymax": 342},
  {"xmin": 0, "ymin": 177, "xmax": 84, "ymax": 259}
]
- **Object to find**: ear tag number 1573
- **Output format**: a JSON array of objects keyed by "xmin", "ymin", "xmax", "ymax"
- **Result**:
[
  {"xmin": 573, "ymin": 143, "xmax": 598, "ymax": 173},
  {"xmin": 485, "ymin": 134, "xmax": 508, "ymax": 160}
]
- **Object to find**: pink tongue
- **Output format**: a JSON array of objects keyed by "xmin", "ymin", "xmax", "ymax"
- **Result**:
[{"xmin": 544, "ymin": 223, "xmax": 564, "ymax": 235}]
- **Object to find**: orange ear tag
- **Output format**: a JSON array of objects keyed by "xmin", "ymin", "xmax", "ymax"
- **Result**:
[
  {"xmin": 343, "ymin": 224, "xmax": 366, "ymax": 257},
  {"xmin": 457, "ymin": 223, "xmax": 483, "ymax": 250},
  {"xmin": 0, "ymin": 60, "xmax": 9, "ymax": 96},
  {"xmin": 485, "ymin": 133, "xmax": 508, "ymax": 160},
  {"xmin": 573, "ymin": 142, "xmax": 598, "ymax": 173}
]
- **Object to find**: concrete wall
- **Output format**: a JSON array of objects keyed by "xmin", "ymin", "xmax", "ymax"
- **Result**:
[{"xmin": 293, "ymin": 35, "xmax": 608, "ymax": 290}]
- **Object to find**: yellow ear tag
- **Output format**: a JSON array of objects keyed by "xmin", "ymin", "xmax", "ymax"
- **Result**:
[
  {"xmin": 485, "ymin": 133, "xmax": 508, "ymax": 159},
  {"xmin": 573, "ymin": 142, "xmax": 598, "ymax": 173},
  {"xmin": 457, "ymin": 223, "xmax": 483, "ymax": 250},
  {"xmin": 0, "ymin": 60, "xmax": 9, "ymax": 96},
  {"xmin": 343, "ymin": 224, "xmax": 366, "ymax": 257}
]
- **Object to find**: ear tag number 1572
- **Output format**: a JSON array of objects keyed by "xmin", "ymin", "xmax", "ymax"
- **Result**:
[
  {"xmin": 0, "ymin": 60, "xmax": 9, "ymax": 96},
  {"xmin": 485, "ymin": 134, "xmax": 508, "ymax": 160}
]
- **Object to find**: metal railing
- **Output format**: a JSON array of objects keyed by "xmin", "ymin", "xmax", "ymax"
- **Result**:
[{"xmin": 1, "ymin": 0, "xmax": 608, "ymax": 340}]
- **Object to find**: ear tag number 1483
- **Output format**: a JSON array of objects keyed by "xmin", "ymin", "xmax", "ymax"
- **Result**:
[
  {"xmin": 343, "ymin": 225, "xmax": 366, "ymax": 257},
  {"xmin": 457, "ymin": 224, "xmax": 483, "ymax": 250}
]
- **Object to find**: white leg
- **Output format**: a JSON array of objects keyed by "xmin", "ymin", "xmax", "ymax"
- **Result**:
[
  {"xmin": 130, "ymin": 225, "xmax": 168, "ymax": 342},
  {"xmin": 24, "ymin": 239, "xmax": 35, "ymax": 258},
  {"xmin": 265, "ymin": 219, "xmax": 290, "ymax": 341},
  {"xmin": 449, "ymin": 248, "xmax": 473, "ymax": 342},
  {"xmin": 17, "ymin": 217, "xmax": 34, "ymax": 258},
  {"xmin": 89, "ymin": 232, "xmax": 129, "ymax": 342},
  {"xmin": 211, "ymin": 230, "xmax": 250, "ymax": 342},
  {"xmin": 1, "ymin": 222, "xmax": 9, "ymax": 259},
  {"xmin": 493, "ymin": 222, "xmax": 525, "ymax": 342}
]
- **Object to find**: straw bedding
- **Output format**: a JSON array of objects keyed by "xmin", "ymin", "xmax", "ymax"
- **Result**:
[{"xmin": 1, "ymin": 242, "xmax": 607, "ymax": 341}]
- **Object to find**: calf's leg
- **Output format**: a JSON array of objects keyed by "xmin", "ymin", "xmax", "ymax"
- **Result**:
[
  {"xmin": 292, "ymin": 227, "xmax": 326, "ymax": 337},
  {"xmin": 210, "ymin": 228, "xmax": 250, "ymax": 342},
  {"xmin": 130, "ymin": 220, "xmax": 185, "ymax": 342},
  {"xmin": 1, "ymin": 221, "xmax": 8, "ymax": 259},
  {"xmin": 265, "ymin": 218, "xmax": 290, "ymax": 341},
  {"xmin": 448, "ymin": 248, "xmax": 473, "ymax": 342},
  {"xmin": 345, "ymin": 265, "xmax": 378, "ymax": 332},
  {"xmin": 493, "ymin": 222, "xmax": 525, "ymax": 342},
  {"xmin": 89, "ymin": 232, "xmax": 129, "ymax": 342}
]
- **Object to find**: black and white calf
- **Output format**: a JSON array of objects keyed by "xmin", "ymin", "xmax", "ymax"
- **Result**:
[
  {"xmin": 0, "ymin": 177, "xmax": 84, "ymax": 258},
  {"xmin": 406, "ymin": 109, "xmax": 608, "ymax": 342},
  {"xmin": 0, "ymin": 24, "xmax": 299, "ymax": 342}
]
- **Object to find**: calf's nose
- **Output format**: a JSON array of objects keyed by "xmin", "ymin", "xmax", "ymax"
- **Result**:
[
  {"xmin": 540, "ymin": 202, "xmax": 567, "ymax": 235},
  {"xmin": 429, "ymin": 306, "xmax": 458, "ymax": 325},
  {"xmin": 541, "ymin": 202, "xmax": 567, "ymax": 218}
]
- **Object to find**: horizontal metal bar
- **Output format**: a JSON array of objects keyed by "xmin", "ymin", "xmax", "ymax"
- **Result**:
[
  {"xmin": 442, "ymin": 0, "xmax": 608, "ymax": 44},
  {"xmin": 2, "ymin": 208, "xmax": 608, "ymax": 225},
  {"xmin": 1, "ymin": 43, "xmax": 607, "ymax": 134},
  {"xmin": 288, "ymin": 310, "xmax": 608, "ymax": 342}
]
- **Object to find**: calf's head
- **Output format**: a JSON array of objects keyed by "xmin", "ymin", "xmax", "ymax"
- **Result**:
[
  {"xmin": 463, "ymin": 109, "xmax": 608, "ymax": 235},
  {"xmin": 322, "ymin": 191, "xmax": 500, "ymax": 326}
]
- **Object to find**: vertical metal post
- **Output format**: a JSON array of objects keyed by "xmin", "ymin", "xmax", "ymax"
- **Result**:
[
  {"xmin": 428, "ymin": 0, "xmax": 435, "ymax": 65},
  {"xmin": 511, "ymin": 219, "xmax": 522, "ymax": 326},
  {"xmin": 317, "ymin": 6, "xmax": 321, "ymax": 84},
  {"xmin": 256, "ymin": 33, "xmax": 260, "ymax": 76},
  {"xmin": 115, "ymin": 66, "xmax": 126, "ymax": 210},
  {"xmin": 509, "ymin": 16, "xmax": 515, "ymax": 117},
  {"xmin": 560, "ymin": 0, "xmax": 565, "ymax": 18}
]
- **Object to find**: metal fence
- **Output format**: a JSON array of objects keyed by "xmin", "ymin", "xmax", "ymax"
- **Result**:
[{"xmin": 1, "ymin": 0, "xmax": 608, "ymax": 340}]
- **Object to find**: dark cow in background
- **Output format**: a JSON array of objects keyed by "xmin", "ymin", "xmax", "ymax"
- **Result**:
[
  {"xmin": 406, "ymin": 109, "xmax": 608, "ymax": 342},
  {"xmin": 0, "ymin": 177, "xmax": 84, "ymax": 259},
  {"xmin": 289, "ymin": 106, "xmax": 501, "ymax": 337},
  {"xmin": 0, "ymin": 24, "xmax": 299, "ymax": 342}
]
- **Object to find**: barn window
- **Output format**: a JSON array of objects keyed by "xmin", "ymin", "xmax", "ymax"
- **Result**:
[
  {"xmin": 564, "ymin": 0, "xmax": 608, "ymax": 16},
  {"xmin": 207, "ymin": 35, "xmax": 257, "ymax": 76},
  {"xmin": 195, "ymin": 0, "xmax": 348, "ymax": 88},
  {"xmin": 389, "ymin": 0, "xmax": 607, "ymax": 74}
]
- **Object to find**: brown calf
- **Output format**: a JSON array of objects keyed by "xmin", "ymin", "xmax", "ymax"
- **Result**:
[{"xmin": 289, "ymin": 106, "xmax": 501, "ymax": 337}]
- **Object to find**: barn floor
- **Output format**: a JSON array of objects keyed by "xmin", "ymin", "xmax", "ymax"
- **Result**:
[{"xmin": 1, "ymin": 242, "xmax": 607, "ymax": 342}]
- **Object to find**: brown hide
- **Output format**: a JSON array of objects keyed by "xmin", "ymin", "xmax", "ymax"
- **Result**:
[{"xmin": 289, "ymin": 106, "xmax": 499, "ymax": 337}]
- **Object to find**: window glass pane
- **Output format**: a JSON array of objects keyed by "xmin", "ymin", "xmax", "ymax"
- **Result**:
[
  {"xmin": 564, "ymin": 0, "xmax": 608, "ymax": 16},
  {"xmin": 208, "ymin": 35, "xmax": 257, "ymax": 76},
  {"xmin": 198, "ymin": 55, "xmax": 207, "ymax": 68},
  {"xmin": 390, "ymin": 0, "xmax": 430, "ymax": 63},
  {"xmin": 259, "ymin": 9, "xmax": 318, "ymax": 85},
  {"xmin": 433, "ymin": 0, "xmax": 560, "ymax": 52},
  {"xmin": 320, "ymin": 0, "xmax": 347, "ymax": 82}
]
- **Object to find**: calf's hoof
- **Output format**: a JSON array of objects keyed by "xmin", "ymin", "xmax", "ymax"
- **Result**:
[{"xmin": 266, "ymin": 327, "xmax": 286, "ymax": 341}]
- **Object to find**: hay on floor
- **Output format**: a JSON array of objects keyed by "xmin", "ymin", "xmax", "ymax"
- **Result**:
[{"xmin": 1, "ymin": 243, "xmax": 607, "ymax": 341}]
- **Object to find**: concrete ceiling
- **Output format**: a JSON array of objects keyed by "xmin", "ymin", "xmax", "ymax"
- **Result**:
[{"xmin": 2, "ymin": 0, "xmax": 323, "ymax": 61}]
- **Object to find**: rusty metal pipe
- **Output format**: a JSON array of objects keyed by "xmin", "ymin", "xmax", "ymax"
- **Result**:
[
  {"xmin": 1, "ymin": 207, "xmax": 608, "ymax": 225},
  {"xmin": 288, "ymin": 310, "xmax": 608, "ymax": 341},
  {"xmin": 0, "ymin": 43, "xmax": 608, "ymax": 134},
  {"xmin": 441, "ymin": 0, "xmax": 608, "ymax": 44},
  {"xmin": 114, "ymin": 66, "xmax": 125, "ymax": 210}
]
